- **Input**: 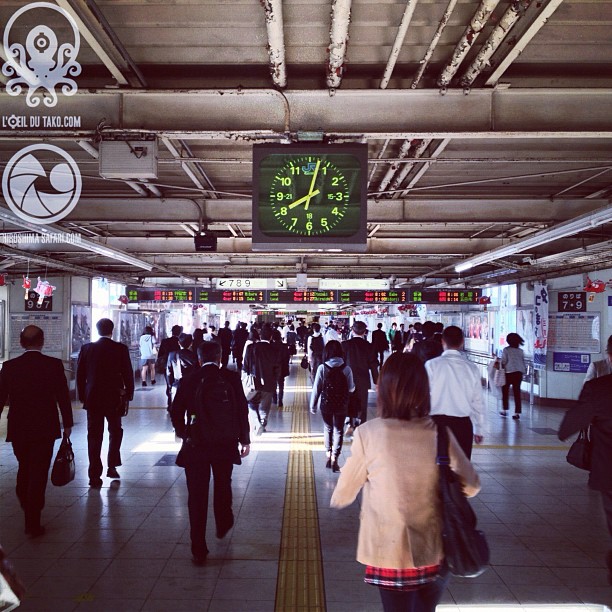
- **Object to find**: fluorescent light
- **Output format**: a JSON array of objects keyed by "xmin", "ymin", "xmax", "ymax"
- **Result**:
[{"xmin": 454, "ymin": 204, "xmax": 612, "ymax": 273}]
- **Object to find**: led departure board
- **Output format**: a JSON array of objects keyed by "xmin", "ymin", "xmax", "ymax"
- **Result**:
[
  {"xmin": 409, "ymin": 290, "xmax": 481, "ymax": 304},
  {"xmin": 267, "ymin": 290, "xmax": 336, "ymax": 303},
  {"xmin": 338, "ymin": 290, "xmax": 406, "ymax": 303},
  {"xmin": 126, "ymin": 286, "xmax": 481, "ymax": 304}
]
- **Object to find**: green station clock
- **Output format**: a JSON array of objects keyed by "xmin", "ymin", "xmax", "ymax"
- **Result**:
[{"xmin": 252, "ymin": 143, "xmax": 367, "ymax": 252}]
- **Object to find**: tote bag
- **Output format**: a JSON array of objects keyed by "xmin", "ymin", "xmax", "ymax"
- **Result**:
[{"xmin": 51, "ymin": 435, "xmax": 76, "ymax": 487}]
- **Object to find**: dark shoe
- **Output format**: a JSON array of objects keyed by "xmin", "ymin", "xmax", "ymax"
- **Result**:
[
  {"xmin": 89, "ymin": 478, "xmax": 103, "ymax": 488},
  {"xmin": 325, "ymin": 453, "xmax": 332, "ymax": 469},
  {"xmin": 500, "ymin": 411, "xmax": 507, "ymax": 417},
  {"xmin": 332, "ymin": 460, "xmax": 340, "ymax": 473},
  {"xmin": 151, "ymin": 379, "xmax": 156, "ymax": 385},
  {"xmin": 141, "ymin": 381, "xmax": 147, "ymax": 387},
  {"xmin": 191, "ymin": 553, "xmax": 208, "ymax": 566},
  {"xmin": 216, "ymin": 520, "xmax": 234, "ymax": 539},
  {"xmin": 278, "ymin": 401, "xmax": 284, "ymax": 408},
  {"xmin": 107, "ymin": 467, "xmax": 120, "ymax": 479},
  {"xmin": 512, "ymin": 414, "xmax": 520, "ymax": 420}
]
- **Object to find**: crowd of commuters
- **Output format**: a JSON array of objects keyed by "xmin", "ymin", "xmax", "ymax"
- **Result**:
[{"xmin": 1, "ymin": 315, "xmax": 610, "ymax": 610}]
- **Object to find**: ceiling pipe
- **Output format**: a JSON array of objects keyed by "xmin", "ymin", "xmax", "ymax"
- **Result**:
[
  {"xmin": 485, "ymin": 0, "xmax": 565, "ymax": 87},
  {"xmin": 327, "ymin": 0, "xmax": 353, "ymax": 89},
  {"xmin": 395, "ymin": 138, "xmax": 451, "ymax": 198},
  {"xmin": 460, "ymin": 0, "xmax": 533, "ymax": 88},
  {"xmin": 380, "ymin": 0, "xmax": 419, "ymax": 90},
  {"xmin": 261, "ymin": 0, "xmax": 287, "ymax": 89},
  {"xmin": 437, "ymin": 0, "xmax": 501, "ymax": 89},
  {"xmin": 367, "ymin": 138, "xmax": 390, "ymax": 186},
  {"xmin": 411, "ymin": 0, "xmax": 458, "ymax": 89},
  {"xmin": 376, "ymin": 140, "xmax": 412, "ymax": 195},
  {"xmin": 390, "ymin": 139, "xmax": 432, "ymax": 198}
]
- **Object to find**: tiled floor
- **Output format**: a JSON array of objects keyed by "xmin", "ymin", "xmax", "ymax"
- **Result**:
[{"xmin": 1, "ymin": 357, "xmax": 611, "ymax": 611}]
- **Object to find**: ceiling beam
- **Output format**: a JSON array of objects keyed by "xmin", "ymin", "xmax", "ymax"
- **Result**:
[
  {"xmin": 3, "ymin": 89, "xmax": 610, "ymax": 137},
  {"xmin": 55, "ymin": 0, "xmax": 146, "ymax": 87}
]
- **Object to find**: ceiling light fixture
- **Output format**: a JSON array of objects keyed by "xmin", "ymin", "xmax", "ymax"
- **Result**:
[{"xmin": 454, "ymin": 205, "xmax": 612, "ymax": 273}]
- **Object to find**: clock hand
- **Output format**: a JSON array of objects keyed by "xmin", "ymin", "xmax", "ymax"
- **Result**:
[
  {"xmin": 304, "ymin": 159, "xmax": 321, "ymax": 210},
  {"xmin": 287, "ymin": 189, "xmax": 320, "ymax": 209}
]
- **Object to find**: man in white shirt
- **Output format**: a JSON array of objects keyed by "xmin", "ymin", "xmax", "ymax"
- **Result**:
[
  {"xmin": 425, "ymin": 325, "xmax": 485, "ymax": 459},
  {"xmin": 324, "ymin": 323, "xmax": 341, "ymax": 344}
]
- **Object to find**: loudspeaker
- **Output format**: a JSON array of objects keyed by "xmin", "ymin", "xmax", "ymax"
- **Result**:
[{"xmin": 194, "ymin": 232, "xmax": 217, "ymax": 252}]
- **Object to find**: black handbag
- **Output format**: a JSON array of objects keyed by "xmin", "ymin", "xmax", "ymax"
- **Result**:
[
  {"xmin": 117, "ymin": 388, "xmax": 129, "ymax": 417},
  {"xmin": 566, "ymin": 427, "xmax": 592, "ymax": 471},
  {"xmin": 51, "ymin": 435, "xmax": 76, "ymax": 487},
  {"xmin": 300, "ymin": 355, "xmax": 309, "ymax": 369},
  {"xmin": 436, "ymin": 424, "xmax": 489, "ymax": 578}
]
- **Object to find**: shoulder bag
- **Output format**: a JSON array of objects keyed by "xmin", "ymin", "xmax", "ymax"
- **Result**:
[
  {"xmin": 51, "ymin": 434, "xmax": 76, "ymax": 487},
  {"xmin": 566, "ymin": 427, "xmax": 592, "ymax": 471},
  {"xmin": 494, "ymin": 367, "xmax": 506, "ymax": 387},
  {"xmin": 300, "ymin": 355, "xmax": 309, "ymax": 370},
  {"xmin": 436, "ymin": 424, "xmax": 489, "ymax": 577}
]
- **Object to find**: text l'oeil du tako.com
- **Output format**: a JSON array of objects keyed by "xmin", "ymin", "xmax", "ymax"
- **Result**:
[{"xmin": 1, "ymin": 114, "xmax": 82, "ymax": 129}]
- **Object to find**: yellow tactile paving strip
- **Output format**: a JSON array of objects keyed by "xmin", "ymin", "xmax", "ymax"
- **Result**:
[{"xmin": 275, "ymin": 365, "xmax": 326, "ymax": 612}]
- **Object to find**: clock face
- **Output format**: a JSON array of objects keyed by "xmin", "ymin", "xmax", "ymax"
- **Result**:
[
  {"xmin": 252, "ymin": 144, "xmax": 367, "ymax": 252},
  {"xmin": 268, "ymin": 156, "xmax": 350, "ymax": 236}
]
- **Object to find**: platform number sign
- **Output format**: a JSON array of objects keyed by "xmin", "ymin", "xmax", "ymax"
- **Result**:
[
  {"xmin": 25, "ymin": 290, "xmax": 52, "ymax": 311},
  {"xmin": 558, "ymin": 292, "xmax": 586, "ymax": 312}
]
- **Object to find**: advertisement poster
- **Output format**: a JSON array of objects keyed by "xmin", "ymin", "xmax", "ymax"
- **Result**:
[
  {"xmin": 71, "ymin": 305, "xmax": 92, "ymax": 356},
  {"xmin": 553, "ymin": 352, "xmax": 590, "ymax": 373},
  {"xmin": 516, "ymin": 308, "xmax": 535, "ymax": 357},
  {"xmin": 533, "ymin": 282, "xmax": 549, "ymax": 368},
  {"xmin": 464, "ymin": 312, "xmax": 490, "ymax": 354}
]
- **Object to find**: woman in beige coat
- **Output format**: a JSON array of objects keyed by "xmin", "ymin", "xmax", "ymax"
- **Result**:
[{"xmin": 330, "ymin": 352, "xmax": 481, "ymax": 612}]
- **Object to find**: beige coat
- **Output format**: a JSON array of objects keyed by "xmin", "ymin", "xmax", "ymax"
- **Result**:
[{"xmin": 330, "ymin": 417, "xmax": 480, "ymax": 569}]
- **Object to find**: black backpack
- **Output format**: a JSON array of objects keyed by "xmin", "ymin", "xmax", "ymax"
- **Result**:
[
  {"xmin": 191, "ymin": 368, "xmax": 238, "ymax": 445},
  {"xmin": 321, "ymin": 363, "xmax": 349, "ymax": 411},
  {"xmin": 310, "ymin": 335, "xmax": 324, "ymax": 357}
]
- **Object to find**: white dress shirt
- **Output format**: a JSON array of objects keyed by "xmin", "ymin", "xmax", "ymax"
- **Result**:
[{"xmin": 425, "ymin": 349, "xmax": 486, "ymax": 436}]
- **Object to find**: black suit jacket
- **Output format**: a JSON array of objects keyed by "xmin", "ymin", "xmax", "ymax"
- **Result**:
[
  {"xmin": 77, "ymin": 337, "xmax": 134, "ymax": 411},
  {"xmin": 244, "ymin": 341, "xmax": 280, "ymax": 391},
  {"xmin": 171, "ymin": 364, "xmax": 250, "ymax": 463},
  {"xmin": 371, "ymin": 329, "xmax": 389, "ymax": 352},
  {"xmin": 342, "ymin": 337, "xmax": 379, "ymax": 389},
  {"xmin": 0, "ymin": 351, "xmax": 73, "ymax": 443},
  {"xmin": 559, "ymin": 373, "xmax": 612, "ymax": 491}
]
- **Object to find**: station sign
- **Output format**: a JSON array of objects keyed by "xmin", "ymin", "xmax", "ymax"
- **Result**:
[
  {"xmin": 215, "ymin": 278, "xmax": 286, "ymax": 290},
  {"xmin": 319, "ymin": 279, "xmax": 390, "ymax": 290},
  {"xmin": 127, "ymin": 286, "xmax": 481, "ymax": 304}
]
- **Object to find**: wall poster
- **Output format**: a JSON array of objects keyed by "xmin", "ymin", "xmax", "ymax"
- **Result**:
[{"xmin": 548, "ymin": 313, "xmax": 600, "ymax": 353}]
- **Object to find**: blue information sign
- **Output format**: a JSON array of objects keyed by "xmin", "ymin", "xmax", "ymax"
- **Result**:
[{"xmin": 552, "ymin": 352, "xmax": 591, "ymax": 374}]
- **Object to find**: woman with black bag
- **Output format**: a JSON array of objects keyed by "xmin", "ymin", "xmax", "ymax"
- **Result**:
[{"xmin": 330, "ymin": 352, "xmax": 481, "ymax": 612}]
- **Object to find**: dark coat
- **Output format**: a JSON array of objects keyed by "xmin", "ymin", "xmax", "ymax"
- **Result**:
[
  {"xmin": 158, "ymin": 335, "xmax": 180, "ymax": 365},
  {"xmin": 558, "ymin": 373, "xmax": 612, "ymax": 491},
  {"xmin": 77, "ymin": 337, "xmax": 134, "ymax": 411},
  {"xmin": 171, "ymin": 364, "xmax": 250, "ymax": 464},
  {"xmin": 244, "ymin": 340, "xmax": 280, "ymax": 391},
  {"xmin": 413, "ymin": 339, "xmax": 443, "ymax": 363},
  {"xmin": 371, "ymin": 328, "xmax": 389, "ymax": 352},
  {"xmin": 342, "ymin": 336, "xmax": 379, "ymax": 390},
  {"xmin": 273, "ymin": 340, "xmax": 290, "ymax": 379},
  {"xmin": 167, "ymin": 348, "xmax": 198, "ymax": 386},
  {"xmin": 231, "ymin": 326, "xmax": 249, "ymax": 358},
  {"xmin": 217, "ymin": 326, "xmax": 233, "ymax": 351},
  {"xmin": 0, "ymin": 351, "xmax": 73, "ymax": 443}
]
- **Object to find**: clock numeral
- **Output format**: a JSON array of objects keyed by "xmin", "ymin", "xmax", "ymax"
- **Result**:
[
  {"xmin": 335, "ymin": 192, "xmax": 343, "ymax": 201},
  {"xmin": 306, "ymin": 221, "xmax": 313, "ymax": 231},
  {"xmin": 306, "ymin": 213, "xmax": 313, "ymax": 220},
  {"xmin": 331, "ymin": 176, "xmax": 339, "ymax": 186},
  {"xmin": 321, "ymin": 218, "xmax": 328, "ymax": 228},
  {"xmin": 327, "ymin": 194, "xmax": 335, "ymax": 200},
  {"xmin": 276, "ymin": 191, "xmax": 285, "ymax": 201},
  {"xmin": 280, "ymin": 177, "xmax": 291, "ymax": 186},
  {"xmin": 290, "ymin": 217, "xmax": 298, "ymax": 229},
  {"xmin": 279, "ymin": 207, "xmax": 287, "ymax": 215},
  {"xmin": 290, "ymin": 166, "xmax": 300, "ymax": 175},
  {"xmin": 331, "ymin": 207, "xmax": 341, "ymax": 215}
]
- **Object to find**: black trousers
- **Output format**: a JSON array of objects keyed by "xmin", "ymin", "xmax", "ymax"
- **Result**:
[
  {"xmin": 502, "ymin": 371, "xmax": 523, "ymax": 414},
  {"xmin": 220, "ymin": 347, "xmax": 231, "ymax": 369},
  {"xmin": 376, "ymin": 350, "xmax": 385, "ymax": 368},
  {"xmin": 432, "ymin": 414, "xmax": 474, "ymax": 459},
  {"xmin": 12, "ymin": 439, "xmax": 55, "ymax": 530},
  {"xmin": 87, "ymin": 410, "xmax": 123, "ymax": 480},
  {"xmin": 378, "ymin": 570, "xmax": 449, "ymax": 612},
  {"xmin": 321, "ymin": 409, "xmax": 347, "ymax": 458},
  {"xmin": 185, "ymin": 452, "xmax": 234, "ymax": 558}
]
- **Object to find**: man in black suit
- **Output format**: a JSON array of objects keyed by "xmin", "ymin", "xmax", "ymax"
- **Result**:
[
  {"xmin": 243, "ymin": 323, "xmax": 280, "ymax": 434},
  {"xmin": 559, "ymin": 371, "xmax": 612, "ymax": 584},
  {"xmin": 157, "ymin": 324, "xmax": 183, "ymax": 410},
  {"xmin": 171, "ymin": 341, "xmax": 250, "ymax": 565},
  {"xmin": 371, "ymin": 322, "xmax": 390, "ymax": 367},
  {"xmin": 216, "ymin": 321, "xmax": 233, "ymax": 369},
  {"xmin": 77, "ymin": 318, "xmax": 134, "ymax": 487},
  {"xmin": 0, "ymin": 325, "xmax": 73, "ymax": 536},
  {"xmin": 342, "ymin": 320, "xmax": 379, "ymax": 430}
]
